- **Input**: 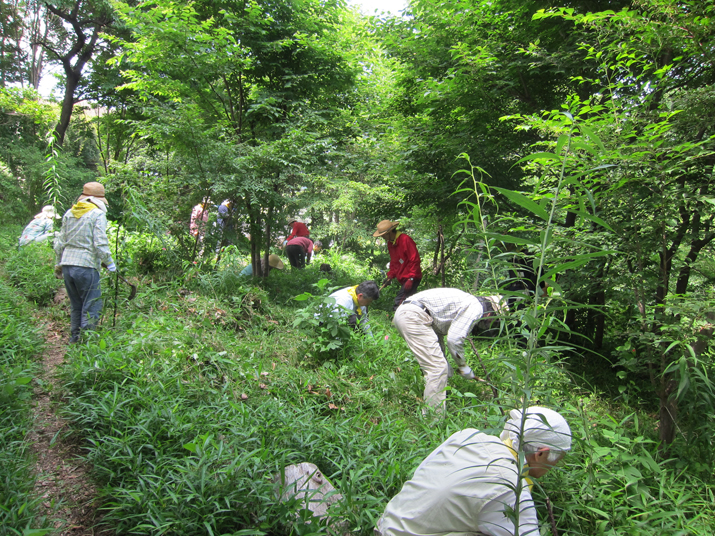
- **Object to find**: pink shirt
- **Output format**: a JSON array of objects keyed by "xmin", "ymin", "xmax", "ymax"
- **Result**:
[{"xmin": 287, "ymin": 236, "xmax": 314, "ymax": 262}]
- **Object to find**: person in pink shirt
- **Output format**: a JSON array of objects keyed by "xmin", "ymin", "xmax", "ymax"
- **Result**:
[
  {"xmin": 190, "ymin": 202, "xmax": 209, "ymax": 238},
  {"xmin": 285, "ymin": 236, "xmax": 313, "ymax": 268}
]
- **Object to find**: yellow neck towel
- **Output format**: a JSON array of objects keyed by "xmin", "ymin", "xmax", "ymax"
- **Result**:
[
  {"xmin": 391, "ymin": 231, "xmax": 402, "ymax": 245},
  {"xmin": 503, "ymin": 438, "xmax": 534, "ymax": 492},
  {"xmin": 346, "ymin": 285, "xmax": 362, "ymax": 316},
  {"xmin": 70, "ymin": 201, "xmax": 98, "ymax": 218}
]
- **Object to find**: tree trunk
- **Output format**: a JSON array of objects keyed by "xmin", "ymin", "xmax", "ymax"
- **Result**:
[
  {"xmin": 44, "ymin": 2, "xmax": 111, "ymax": 146},
  {"xmin": 263, "ymin": 205, "xmax": 274, "ymax": 278},
  {"xmin": 658, "ymin": 386, "xmax": 678, "ymax": 447}
]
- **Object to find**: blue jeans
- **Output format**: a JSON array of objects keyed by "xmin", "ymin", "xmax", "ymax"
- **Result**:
[{"xmin": 62, "ymin": 265, "xmax": 102, "ymax": 342}]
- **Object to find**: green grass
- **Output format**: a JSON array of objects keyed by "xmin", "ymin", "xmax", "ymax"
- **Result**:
[
  {"xmin": 0, "ymin": 279, "xmax": 47, "ymax": 535},
  {"xmin": 2, "ymin": 225, "xmax": 714, "ymax": 535}
]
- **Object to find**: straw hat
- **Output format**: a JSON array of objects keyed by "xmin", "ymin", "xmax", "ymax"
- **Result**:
[
  {"xmin": 287, "ymin": 216, "xmax": 301, "ymax": 225},
  {"xmin": 78, "ymin": 182, "xmax": 108, "ymax": 206},
  {"xmin": 268, "ymin": 254, "xmax": 284, "ymax": 270},
  {"xmin": 373, "ymin": 220, "xmax": 399, "ymax": 237}
]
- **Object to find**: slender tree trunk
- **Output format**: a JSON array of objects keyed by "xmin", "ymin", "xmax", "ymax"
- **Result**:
[
  {"xmin": 440, "ymin": 226, "xmax": 446, "ymax": 287},
  {"xmin": 263, "ymin": 204, "xmax": 274, "ymax": 278},
  {"xmin": 43, "ymin": 2, "xmax": 111, "ymax": 146}
]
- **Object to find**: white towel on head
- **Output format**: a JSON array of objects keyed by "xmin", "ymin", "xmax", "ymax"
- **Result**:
[{"xmin": 500, "ymin": 406, "xmax": 572, "ymax": 452}]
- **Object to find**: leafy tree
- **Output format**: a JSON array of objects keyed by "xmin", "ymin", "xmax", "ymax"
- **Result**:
[
  {"xmin": 108, "ymin": 0, "xmax": 359, "ymax": 271},
  {"xmin": 502, "ymin": 1, "xmax": 715, "ymax": 449},
  {"xmin": 36, "ymin": 0, "xmax": 114, "ymax": 145}
]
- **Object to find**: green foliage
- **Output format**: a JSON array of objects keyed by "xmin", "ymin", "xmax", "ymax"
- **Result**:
[
  {"xmin": 110, "ymin": 224, "xmax": 180, "ymax": 276},
  {"xmin": 545, "ymin": 402, "xmax": 715, "ymax": 535},
  {"xmin": 4, "ymin": 242, "xmax": 61, "ymax": 307},
  {"xmin": 0, "ymin": 87, "xmax": 99, "ymax": 219},
  {"xmin": 3, "ymin": 1, "xmax": 715, "ymax": 534},
  {"xmin": 293, "ymin": 279, "xmax": 356, "ymax": 361},
  {"xmin": 50, "ymin": 264, "xmax": 715, "ymax": 535},
  {"xmin": 0, "ymin": 160, "xmax": 30, "ymax": 224},
  {"xmin": 57, "ymin": 306, "xmax": 441, "ymax": 535},
  {"xmin": 0, "ymin": 275, "xmax": 46, "ymax": 534}
]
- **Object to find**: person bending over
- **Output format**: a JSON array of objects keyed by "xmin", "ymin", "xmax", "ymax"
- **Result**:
[
  {"xmin": 322, "ymin": 280, "xmax": 380, "ymax": 336},
  {"xmin": 285, "ymin": 236, "xmax": 313, "ymax": 268},
  {"xmin": 376, "ymin": 406, "xmax": 572, "ymax": 536},
  {"xmin": 393, "ymin": 288, "xmax": 506, "ymax": 414}
]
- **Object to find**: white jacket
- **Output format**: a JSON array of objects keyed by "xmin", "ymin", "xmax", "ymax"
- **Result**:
[
  {"xmin": 320, "ymin": 286, "xmax": 371, "ymax": 335},
  {"xmin": 376, "ymin": 429, "xmax": 539, "ymax": 536}
]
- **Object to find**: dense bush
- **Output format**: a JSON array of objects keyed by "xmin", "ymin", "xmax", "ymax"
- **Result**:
[
  {"xmin": 59, "ymin": 308, "xmax": 441, "ymax": 535},
  {"xmin": 111, "ymin": 224, "xmax": 182, "ymax": 276},
  {"xmin": 4, "ymin": 241, "xmax": 61, "ymax": 306}
]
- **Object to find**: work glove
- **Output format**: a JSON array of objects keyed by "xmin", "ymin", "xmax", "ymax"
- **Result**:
[
  {"xmin": 403, "ymin": 278, "xmax": 414, "ymax": 292},
  {"xmin": 54, "ymin": 265, "xmax": 63, "ymax": 279},
  {"xmin": 106, "ymin": 262, "xmax": 117, "ymax": 273},
  {"xmin": 458, "ymin": 365, "xmax": 476, "ymax": 380}
]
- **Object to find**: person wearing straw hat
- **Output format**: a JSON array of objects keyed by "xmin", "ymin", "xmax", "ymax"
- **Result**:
[
  {"xmin": 393, "ymin": 288, "xmax": 507, "ymax": 414},
  {"xmin": 54, "ymin": 182, "xmax": 117, "ymax": 343},
  {"xmin": 376, "ymin": 406, "xmax": 572, "ymax": 536},
  {"xmin": 286, "ymin": 217, "xmax": 310, "ymax": 242},
  {"xmin": 240, "ymin": 254, "xmax": 285, "ymax": 276},
  {"xmin": 374, "ymin": 220, "xmax": 422, "ymax": 311},
  {"xmin": 18, "ymin": 205, "xmax": 60, "ymax": 247}
]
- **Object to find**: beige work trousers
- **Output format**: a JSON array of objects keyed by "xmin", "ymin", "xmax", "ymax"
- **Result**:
[{"xmin": 393, "ymin": 303, "xmax": 467, "ymax": 413}]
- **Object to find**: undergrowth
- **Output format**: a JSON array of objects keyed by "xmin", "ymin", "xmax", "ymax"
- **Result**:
[
  {"xmin": 1, "ymin": 224, "xmax": 713, "ymax": 535},
  {"xmin": 0, "ymin": 277, "xmax": 47, "ymax": 534},
  {"xmin": 4, "ymin": 240, "xmax": 61, "ymax": 306}
]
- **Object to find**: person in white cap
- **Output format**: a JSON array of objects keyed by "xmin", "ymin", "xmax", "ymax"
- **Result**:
[
  {"xmin": 376, "ymin": 406, "xmax": 572, "ymax": 536},
  {"xmin": 393, "ymin": 288, "xmax": 506, "ymax": 414},
  {"xmin": 18, "ymin": 205, "xmax": 60, "ymax": 247},
  {"xmin": 54, "ymin": 182, "xmax": 116, "ymax": 343}
]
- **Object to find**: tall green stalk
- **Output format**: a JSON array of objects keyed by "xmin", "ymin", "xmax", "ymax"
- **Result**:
[{"xmin": 43, "ymin": 131, "xmax": 63, "ymax": 226}]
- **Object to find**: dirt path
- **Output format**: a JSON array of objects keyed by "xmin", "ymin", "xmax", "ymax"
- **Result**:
[{"xmin": 27, "ymin": 311, "xmax": 111, "ymax": 536}]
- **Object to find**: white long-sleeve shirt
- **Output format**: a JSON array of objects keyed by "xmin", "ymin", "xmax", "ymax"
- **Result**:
[
  {"xmin": 402, "ymin": 288, "xmax": 485, "ymax": 361},
  {"xmin": 376, "ymin": 429, "xmax": 539, "ymax": 536},
  {"xmin": 320, "ymin": 286, "xmax": 371, "ymax": 335}
]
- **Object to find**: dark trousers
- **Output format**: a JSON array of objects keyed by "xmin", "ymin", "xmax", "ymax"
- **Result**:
[
  {"xmin": 286, "ymin": 244, "xmax": 306, "ymax": 268},
  {"xmin": 62, "ymin": 265, "xmax": 102, "ymax": 342},
  {"xmin": 393, "ymin": 277, "xmax": 422, "ymax": 311}
]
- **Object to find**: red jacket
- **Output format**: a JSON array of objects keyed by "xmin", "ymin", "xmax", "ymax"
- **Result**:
[
  {"xmin": 287, "ymin": 236, "xmax": 313, "ymax": 262},
  {"xmin": 387, "ymin": 232, "xmax": 422, "ymax": 283},
  {"xmin": 287, "ymin": 221, "xmax": 310, "ymax": 241}
]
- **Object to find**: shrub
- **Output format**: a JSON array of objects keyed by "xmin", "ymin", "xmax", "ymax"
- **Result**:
[
  {"xmin": 4, "ymin": 242, "xmax": 61, "ymax": 306},
  {"xmin": 292, "ymin": 279, "xmax": 358, "ymax": 362}
]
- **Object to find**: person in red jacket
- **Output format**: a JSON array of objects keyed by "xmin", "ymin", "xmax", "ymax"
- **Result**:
[
  {"xmin": 286, "ymin": 217, "xmax": 310, "ymax": 242},
  {"xmin": 374, "ymin": 220, "xmax": 422, "ymax": 311}
]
